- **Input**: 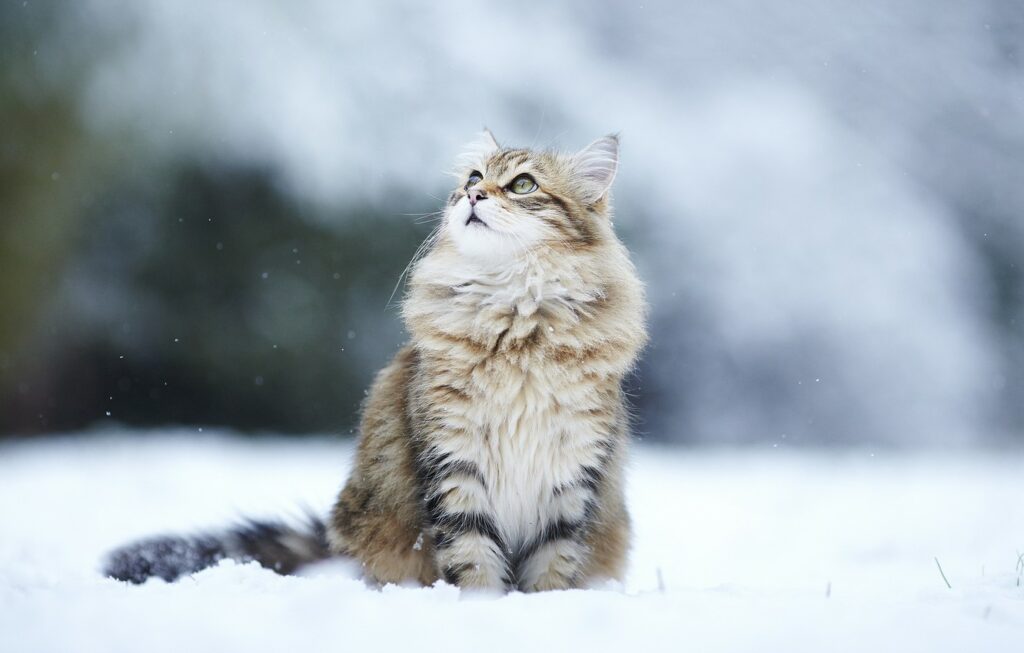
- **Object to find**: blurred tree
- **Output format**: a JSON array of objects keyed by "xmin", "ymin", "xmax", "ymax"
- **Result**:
[
  {"xmin": 1, "ymin": 160, "xmax": 427, "ymax": 434},
  {"xmin": 1, "ymin": 3, "xmax": 432, "ymax": 436}
]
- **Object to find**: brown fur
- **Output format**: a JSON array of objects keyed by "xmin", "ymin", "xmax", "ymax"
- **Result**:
[{"xmin": 327, "ymin": 133, "xmax": 646, "ymax": 591}]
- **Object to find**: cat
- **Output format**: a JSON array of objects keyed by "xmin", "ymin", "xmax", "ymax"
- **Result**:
[{"xmin": 104, "ymin": 130, "xmax": 648, "ymax": 592}]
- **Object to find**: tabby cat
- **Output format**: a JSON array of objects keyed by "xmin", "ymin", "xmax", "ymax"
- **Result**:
[{"xmin": 104, "ymin": 130, "xmax": 648, "ymax": 592}]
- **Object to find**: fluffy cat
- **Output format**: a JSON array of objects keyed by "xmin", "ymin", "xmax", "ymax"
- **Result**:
[{"xmin": 104, "ymin": 131, "xmax": 648, "ymax": 592}]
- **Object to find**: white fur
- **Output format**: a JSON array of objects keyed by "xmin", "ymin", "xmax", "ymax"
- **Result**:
[
  {"xmin": 413, "ymin": 253, "xmax": 614, "ymax": 548},
  {"xmin": 468, "ymin": 376, "xmax": 607, "ymax": 546},
  {"xmin": 446, "ymin": 196, "xmax": 547, "ymax": 261}
]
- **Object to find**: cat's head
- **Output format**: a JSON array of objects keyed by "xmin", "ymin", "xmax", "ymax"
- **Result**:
[{"xmin": 441, "ymin": 130, "xmax": 620, "ymax": 261}]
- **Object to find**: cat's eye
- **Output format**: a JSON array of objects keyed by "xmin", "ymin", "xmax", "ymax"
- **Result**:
[
  {"xmin": 508, "ymin": 174, "xmax": 538, "ymax": 194},
  {"xmin": 465, "ymin": 170, "xmax": 483, "ymax": 187}
]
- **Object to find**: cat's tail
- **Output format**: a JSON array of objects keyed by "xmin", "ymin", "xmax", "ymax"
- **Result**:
[{"xmin": 102, "ymin": 513, "xmax": 333, "ymax": 584}]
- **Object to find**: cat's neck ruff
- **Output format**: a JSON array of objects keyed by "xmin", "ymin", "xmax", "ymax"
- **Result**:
[{"xmin": 412, "ymin": 247, "xmax": 602, "ymax": 319}]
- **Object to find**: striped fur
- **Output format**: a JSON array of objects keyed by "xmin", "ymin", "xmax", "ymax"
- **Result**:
[
  {"xmin": 330, "ymin": 133, "xmax": 647, "ymax": 591},
  {"xmin": 104, "ymin": 516, "xmax": 330, "ymax": 584}
]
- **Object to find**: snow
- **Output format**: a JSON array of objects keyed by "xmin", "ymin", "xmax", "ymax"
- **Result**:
[{"xmin": 1, "ymin": 429, "xmax": 1022, "ymax": 652}]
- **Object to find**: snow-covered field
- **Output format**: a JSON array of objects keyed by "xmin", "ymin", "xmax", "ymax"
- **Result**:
[{"xmin": 1, "ymin": 430, "xmax": 1021, "ymax": 652}]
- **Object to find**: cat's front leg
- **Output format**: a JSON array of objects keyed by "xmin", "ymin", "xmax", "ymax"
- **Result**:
[
  {"xmin": 516, "ymin": 467, "xmax": 602, "ymax": 591},
  {"xmin": 432, "ymin": 514, "xmax": 509, "ymax": 591},
  {"xmin": 518, "ymin": 539, "xmax": 591, "ymax": 591},
  {"xmin": 420, "ymin": 452, "xmax": 509, "ymax": 591}
]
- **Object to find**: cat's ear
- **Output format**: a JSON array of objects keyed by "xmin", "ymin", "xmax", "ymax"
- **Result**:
[
  {"xmin": 456, "ymin": 128, "xmax": 501, "ymax": 169},
  {"xmin": 480, "ymin": 127, "xmax": 500, "ymax": 151},
  {"xmin": 573, "ymin": 134, "xmax": 619, "ymax": 203}
]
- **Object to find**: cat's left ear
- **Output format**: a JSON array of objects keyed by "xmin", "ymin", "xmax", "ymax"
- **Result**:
[
  {"xmin": 456, "ymin": 128, "xmax": 501, "ymax": 169},
  {"xmin": 480, "ymin": 127, "xmax": 500, "ymax": 151},
  {"xmin": 573, "ymin": 134, "xmax": 619, "ymax": 203}
]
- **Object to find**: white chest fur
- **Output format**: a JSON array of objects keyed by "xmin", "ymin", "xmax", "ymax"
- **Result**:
[
  {"xmin": 453, "ymin": 285, "xmax": 607, "ymax": 545},
  {"xmin": 410, "ymin": 255, "xmax": 620, "ymax": 548},
  {"xmin": 466, "ymin": 359, "xmax": 597, "ymax": 546}
]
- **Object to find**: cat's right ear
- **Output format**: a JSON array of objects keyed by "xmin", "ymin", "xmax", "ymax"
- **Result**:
[
  {"xmin": 573, "ymin": 134, "xmax": 619, "ymax": 203},
  {"xmin": 455, "ymin": 128, "xmax": 501, "ymax": 170}
]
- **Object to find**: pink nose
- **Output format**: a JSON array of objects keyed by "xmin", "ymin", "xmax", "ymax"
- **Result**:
[{"xmin": 468, "ymin": 188, "xmax": 487, "ymax": 205}]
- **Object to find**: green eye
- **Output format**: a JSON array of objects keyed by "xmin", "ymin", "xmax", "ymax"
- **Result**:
[
  {"xmin": 466, "ymin": 170, "xmax": 483, "ymax": 187},
  {"xmin": 509, "ymin": 174, "xmax": 538, "ymax": 194}
]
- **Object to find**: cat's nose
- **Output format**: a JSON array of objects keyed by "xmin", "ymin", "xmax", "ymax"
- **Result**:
[{"xmin": 468, "ymin": 188, "xmax": 487, "ymax": 205}]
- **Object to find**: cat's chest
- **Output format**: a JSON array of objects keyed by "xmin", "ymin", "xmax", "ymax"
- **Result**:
[
  {"xmin": 424, "ymin": 276, "xmax": 610, "ymax": 544},
  {"xmin": 457, "ymin": 358, "xmax": 600, "ymax": 544}
]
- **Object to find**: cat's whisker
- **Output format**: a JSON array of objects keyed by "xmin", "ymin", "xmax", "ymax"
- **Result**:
[
  {"xmin": 387, "ymin": 224, "xmax": 442, "ymax": 309},
  {"xmin": 414, "ymin": 214, "xmax": 444, "ymax": 225}
]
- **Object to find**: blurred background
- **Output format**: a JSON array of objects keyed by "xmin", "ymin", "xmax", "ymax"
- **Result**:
[{"xmin": 1, "ymin": 0, "xmax": 1021, "ymax": 447}]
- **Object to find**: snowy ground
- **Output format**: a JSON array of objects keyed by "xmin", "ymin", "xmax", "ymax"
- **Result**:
[{"xmin": 1, "ymin": 430, "xmax": 1021, "ymax": 652}]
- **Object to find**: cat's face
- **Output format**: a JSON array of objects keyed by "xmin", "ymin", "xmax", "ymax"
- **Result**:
[{"xmin": 443, "ymin": 131, "xmax": 619, "ymax": 261}]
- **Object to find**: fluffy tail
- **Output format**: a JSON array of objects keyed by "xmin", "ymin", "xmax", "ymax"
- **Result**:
[{"xmin": 103, "ymin": 514, "xmax": 332, "ymax": 584}]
